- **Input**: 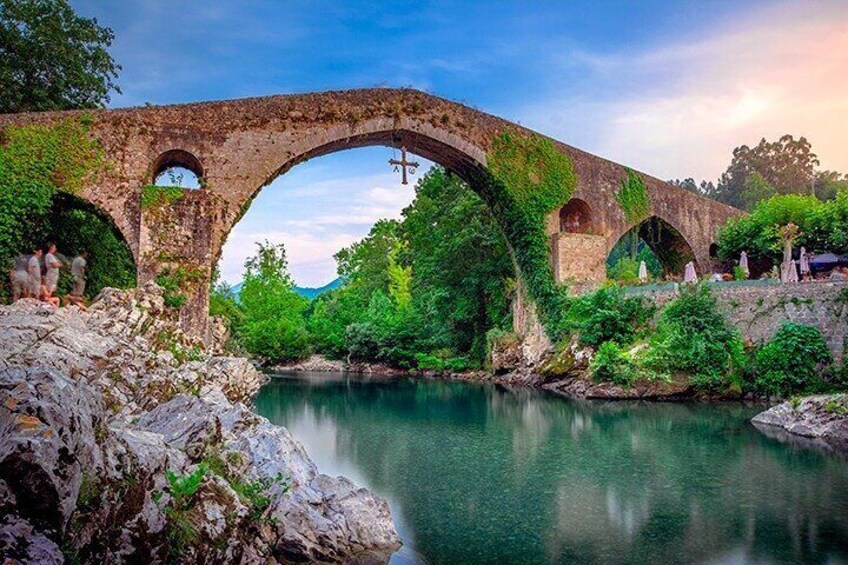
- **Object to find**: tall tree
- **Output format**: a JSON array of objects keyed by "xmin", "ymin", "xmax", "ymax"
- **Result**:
[
  {"xmin": 0, "ymin": 0, "xmax": 120, "ymax": 113},
  {"xmin": 239, "ymin": 241, "xmax": 311, "ymax": 363},
  {"xmin": 714, "ymin": 135, "xmax": 820, "ymax": 209}
]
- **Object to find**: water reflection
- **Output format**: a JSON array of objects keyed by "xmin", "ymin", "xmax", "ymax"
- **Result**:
[{"xmin": 255, "ymin": 372, "xmax": 848, "ymax": 565}]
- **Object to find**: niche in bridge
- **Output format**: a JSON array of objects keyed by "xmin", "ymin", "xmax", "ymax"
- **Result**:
[
  {"xmin": 607, "ymin": 216, "xmax": 696, "ymax": 282},
  {"xmin": 152, "ymin": 149, "xmax": 203, "ymax": 189},
  {"xmin": 559, "ymin": 198, "xmax": 594, "ymax": 234}
]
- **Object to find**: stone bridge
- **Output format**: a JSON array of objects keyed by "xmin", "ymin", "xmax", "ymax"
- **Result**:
[{"xmin": 0, "ymin": 88, "xmax": 742, "ymax": 341}]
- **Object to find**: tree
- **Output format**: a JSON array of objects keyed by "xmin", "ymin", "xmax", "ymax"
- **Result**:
[
  {"xmin": 0, "ymin": 0, "xmax": 120, "ymax": 113},
  {"xmin": 400, "ymin": 168, "xmax": 514, "ymax": 362},
  {"xmin": 714, "ymin": 135, "xmax": 820, "ymax": 209},
  {"xmin": 239, "ymin": 241, "xmax": 311, "ymax": 363},
  {"xmin": 307, "ymin": 167, "xmax": 514, "ymax": 368}
]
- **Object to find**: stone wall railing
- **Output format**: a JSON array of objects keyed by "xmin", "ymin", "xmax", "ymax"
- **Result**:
[{"xmin": 627, "ymin": 281, "xmax": 848, "ymax": 360}]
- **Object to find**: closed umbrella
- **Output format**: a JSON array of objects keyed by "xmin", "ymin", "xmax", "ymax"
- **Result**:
[
  {"xmin": 739, "ymin": 251, "xmax": 749, "ymax": 278},
  {"xmin": 799, "ymin": 247, "xmax": 810, "ymax": 275},
  {"xmin": 780, "ymin": 238, "xmax": 798, "ymax": 283},
  {"xmin": 683, "ymin": 261, "xmax": 697, "ymax": 283},
  {"xmin": 638, "ymin": 260, "xmax": 648, "ymax": 283}
]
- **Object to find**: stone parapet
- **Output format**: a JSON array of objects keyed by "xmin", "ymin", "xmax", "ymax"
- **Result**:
[{"xmin": 627, "ymin": 281, "xmax": 848, "ymax": 360}]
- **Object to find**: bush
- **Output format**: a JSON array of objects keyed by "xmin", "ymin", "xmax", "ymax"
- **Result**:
[
  {"xmin": 647, "ymin": 284, "xmax": 745, "ymax": 391},
  {"xmin": 755, "ymin": 323, "xmax": 833, "ymax": 397},
  {"xmin": 606, "ymin": 257, "xmax": 640, "ymax": 285},
  {"xmin": 567, "ymin": 286, "xmax": 654, "ymax": 348},
  {"xmin": 590, "ymin": 342, "xmax": 637, "ymax": 386},
  {"xmin": 414, "ymin": 351, "xmax": 476, "ymax": 373}
]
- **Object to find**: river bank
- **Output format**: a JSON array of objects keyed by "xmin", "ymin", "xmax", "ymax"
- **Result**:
[
  {"xmin": 275, "ymin": 351, "xmax": 848, "ymax": 455},
  {"xmin": 0, "ymin": 285, "xmax": 399, "ymax": 564}
]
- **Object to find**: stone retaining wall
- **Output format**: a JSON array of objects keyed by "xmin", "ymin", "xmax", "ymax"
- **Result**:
[{"xmin": 630, "ymin": 281, "xmax": 848, "ymax": 360}]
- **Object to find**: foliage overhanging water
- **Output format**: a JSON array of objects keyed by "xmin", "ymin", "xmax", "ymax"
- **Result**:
[{"xmin": 255, "ymin": 372, "xmax": 848, "ymax": 564}]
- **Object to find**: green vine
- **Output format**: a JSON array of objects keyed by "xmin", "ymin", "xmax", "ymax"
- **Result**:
[
  {"xmin": 616, "ymin": 168, "xmax": 650, "ymax": 224},
  {"xmin": 141, "ymin": 184, "xmax": 185, "ymax": 210},
  {"xmin": 475, "ymin": 130, "xmax": 578, "ymax": 337},
  {"xmin": 155, "ymin": 266, "xmax": 204, "ymax": 309},
  {"xmin": 0, "ymin": 116, "xmax": 103, "ymax": 196}
]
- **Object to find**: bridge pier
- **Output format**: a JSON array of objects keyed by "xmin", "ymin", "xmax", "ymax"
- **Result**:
[{"xmin": 138, "ymin": 187, "xmax": 218, "ymax": 344}]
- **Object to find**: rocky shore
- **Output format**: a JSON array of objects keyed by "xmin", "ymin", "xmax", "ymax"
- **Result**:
[
  {"xmin": 0, "ymin": 284, "xmax": 400, "ymax": 564},
  {"xmin": 752, "ymin": 394, "xmax": 848, "ymax": 455}
]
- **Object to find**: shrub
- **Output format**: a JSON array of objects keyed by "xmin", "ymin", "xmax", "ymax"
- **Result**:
[
  {"xmin": 647, "ymin": 284, "xmax": 745, "ymax": 391},
  {"xmin": 755, "ymin": 323, "xmax": 833, "ymax": 397},
  {"xmin": 606, "ymin": 257, "xmax": 640, "ymax": 285},
  {"xmin": 567, "ymin": 286, "xmax": 654, "ymax": 349},
  {"xmin": 590, "ymin": 341, "xmax": 637, "ymax": 386}
]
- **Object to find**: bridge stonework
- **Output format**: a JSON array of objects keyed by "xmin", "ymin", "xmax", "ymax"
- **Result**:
[{"xmin": 0, "ymin": 89, "xmax": 742, "ymax": 342}]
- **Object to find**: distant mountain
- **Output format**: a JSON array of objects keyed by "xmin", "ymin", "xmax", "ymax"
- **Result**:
[
  {"xmin": 228, "ymin": 277, "xmax": 342, "ymax": 301},
  {"xmin": 293, "ymin": 277, "xmax": 343, "ymax": 299}
]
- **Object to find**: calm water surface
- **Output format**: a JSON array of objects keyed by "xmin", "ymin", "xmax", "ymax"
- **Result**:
[{"xmin": 255, "ymin": 372, "xmax": 848, "ymax": 564}]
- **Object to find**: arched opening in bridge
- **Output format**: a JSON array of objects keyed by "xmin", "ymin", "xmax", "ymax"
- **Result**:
[
  {"xmin": 559, "ymin": 199, "xmax": 594, "ymax": 234},
  {"xmin": 152, "ymin": 149, "xmax": 203, "ymax": 189},
  {"xmin": 607, "ymin": 216, "xmax": 696, "ymax": 282},
  {"xmin": 45, "ymin": 192, "xmax": 137, "ymax": 299},
  {"xmin": 215, "ymin": 139, "xmax": 515, "ymax": 367}
]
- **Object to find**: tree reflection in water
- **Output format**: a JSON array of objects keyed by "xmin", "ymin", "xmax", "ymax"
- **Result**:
[{"xmin": 255, "ymin": 372, "xmax": 848, "ymax": 565}]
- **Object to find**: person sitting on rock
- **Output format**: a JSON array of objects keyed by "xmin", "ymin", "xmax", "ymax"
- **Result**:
[
  {"xmin": 39, "ymin": 276, "xmax": 60, "ymax": 307},
  {"xmin": 44, "ymin": 243, "xmax": 61, "ymax": 295}
]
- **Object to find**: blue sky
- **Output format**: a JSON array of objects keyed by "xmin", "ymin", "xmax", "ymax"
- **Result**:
[{"xmin": 73, "ymin": 1, "xmax": 848, "ymax": 286}]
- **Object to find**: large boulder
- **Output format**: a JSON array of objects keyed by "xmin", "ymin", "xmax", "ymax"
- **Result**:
[
  {"xmin": 752, "ymin": 394, "xmax": 848, "ymax": 453},
  {"xmin": 0, "ymin": 366, "xmax": 104, "ymax": 530},
  {"xmin": 0, "ymin": 285, "xmax": 400, "ymax": 563}
]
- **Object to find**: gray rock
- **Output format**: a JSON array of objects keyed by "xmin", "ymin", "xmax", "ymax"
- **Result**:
[
  {"xmin": 0, "ymin": 285, "xmax": 400, "ymax": 563},
  {"xmin": 752, "ymin": 394, "xmax": 848, "ymax": 453},
  {"xmin": 0, "ymin": 366, "xmax": 104, "ymax": 530},
  {"xmin": 0, "ymin": 514, "xmax": 63, "ymax": 565}
]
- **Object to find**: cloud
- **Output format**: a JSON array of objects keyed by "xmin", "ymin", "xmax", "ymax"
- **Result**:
[
  {"xmin": 519, "ymin": 2, "xmax": 848, "ymax": 182},
  {"xmin": 218, "ymin": 152, "xmax": 424, "ymax": 287},
  {"xmin": 219, "ymin": 230, "xmax": 361, "ymax": 289}
]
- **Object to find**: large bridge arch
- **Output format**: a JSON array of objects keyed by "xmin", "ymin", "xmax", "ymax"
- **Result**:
[
  {"xmin": 0, "ymin": 88, "xmax": 743, "ymax": 342},
  {"xmin": 210, "ymin": 117, "xmax": 491, "ymax": 269}
]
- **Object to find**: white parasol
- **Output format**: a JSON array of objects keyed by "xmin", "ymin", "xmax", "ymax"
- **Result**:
[
  {"xmin": 638, "ymin": 260, "xmax": 648, "ymax": 283},
  {"xmin": 739, "ymin": 251, "xmax": 749, "ymax": 278},
  {"xmin": 799, "ymin": 247, "xmax": 810, "ymax": 275},
  {"xmin": 683, "ymin": 261, "xmax": 697, "ymax": 283}
]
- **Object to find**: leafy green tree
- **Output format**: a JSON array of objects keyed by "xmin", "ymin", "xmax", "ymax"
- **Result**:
[
  {"xmin": 566, "ymin": 285, "xmax": 654, "ymax": 349},
  {"xmin": 307, "ymin": 167, "xmax": 513, "ymax": 368},
  {"xmin": 400, "ymin": 168, "xmax": 513, "ymax": 363},
  {"xmin": 716, "ymin": 192, "xmax": 841, "ymax": 268},
  {"xmin": 713, "ymin": 135, "xmax": 821, "ymax": 209},
  {"xmin": 0, "ymin": 0, "xmax": 120, "ymax": 113},
  {"xmin": 239, "ymin": 241, "xmax": 311, "ymax": 363}
]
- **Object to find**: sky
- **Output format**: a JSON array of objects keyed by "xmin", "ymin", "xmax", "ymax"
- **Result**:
[{"xmin": 72, "ymin": 0, "xmax": 848, "ymax": 286}]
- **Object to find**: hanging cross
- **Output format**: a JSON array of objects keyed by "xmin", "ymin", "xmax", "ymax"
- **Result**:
[{"xmin": 388, "ymin": 146, "xmax": 419, "ymax": 185}]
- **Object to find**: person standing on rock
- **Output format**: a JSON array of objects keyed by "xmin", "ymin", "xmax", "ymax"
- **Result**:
[
  {"xmin": 70, "ymin": 252, "xmax": 87, "ymax": 298},
  {"xmin": 27, "ymin": 248, "xmax": 43, "ymax": 298},
  {"xmin": 9, "ymin": 255, "xmax": 31, "ymax": 300},
  {"xmin": 44, "ymin": 243, "xmax": 62, "ymax": 295}
]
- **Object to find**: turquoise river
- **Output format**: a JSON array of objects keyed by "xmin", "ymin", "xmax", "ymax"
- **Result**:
[{"xmin": 255, "ymin": 372, "xmax": 848, "ymax": 564}]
